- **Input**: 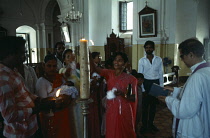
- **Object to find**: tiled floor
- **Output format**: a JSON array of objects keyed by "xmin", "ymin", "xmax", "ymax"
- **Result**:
[{"xmin": 137, "ymin": 102, "xmax": 173, "ymax": 138}]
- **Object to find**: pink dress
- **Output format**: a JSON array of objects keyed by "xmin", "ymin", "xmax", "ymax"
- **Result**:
[{"xmin": 100, "ymin": 69, "xmax": 138, "ymax": 138}]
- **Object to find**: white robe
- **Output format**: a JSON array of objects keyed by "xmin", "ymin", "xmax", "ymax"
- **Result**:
[{"xmin": 165, "ymin": 61, "xmax": 210, "ymax": 138}]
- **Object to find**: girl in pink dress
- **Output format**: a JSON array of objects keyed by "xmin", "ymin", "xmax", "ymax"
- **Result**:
[{"xmin": 90, "ymin": 52, "xmax": 138, "ymax": 138}]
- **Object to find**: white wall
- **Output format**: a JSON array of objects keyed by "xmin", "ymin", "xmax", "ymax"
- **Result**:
[
  {"xmin": 196, "ymin": 0, "xmax": 210, "ymax": 42},
  {"xmin": 165, "ymin": 0, "xmax": 176, "ymax": 44},
  {"xmin": 176, "ymin": 0, "xmax": 210, "ymax": 44},
  {"xmin": 111, "ymin": 0, "xmax": 119, "ymax": 36},
  {"xmin": 1, "ymin": 0, "xmax": 210, "ymax": 60},
  {"xmin": 132, "ymin": 0, "xmax": 177, "ymax": 45},
  {"xmin": 88, "ymin": 0, "xmax": 112, "ymax": 46},
  {"xmin": 176, "ymin": 0, "xmax": 197, "ymax": 44}
]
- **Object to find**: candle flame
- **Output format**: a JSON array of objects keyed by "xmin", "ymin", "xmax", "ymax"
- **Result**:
[
  {"xmin": 80, "ymin": 38, "xmax": 88, "ymax": 42},
  {"xmin": 56, "ymin": 89, "xmax": 61, "ymax": 97},
  {"xmin": 90, "ymin": 40, "xmax": 94, "ymax": 45}
]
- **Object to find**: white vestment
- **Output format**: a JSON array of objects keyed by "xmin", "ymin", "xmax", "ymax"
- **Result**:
[{"xmin": 166, "ymin": 61, "xmax": 210, "ymax": 138}]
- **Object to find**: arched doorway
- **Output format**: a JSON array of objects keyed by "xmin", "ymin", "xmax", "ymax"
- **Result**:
[{"xmin": 16, "ymin": 25, "xmax": 37, "ymax": 64}]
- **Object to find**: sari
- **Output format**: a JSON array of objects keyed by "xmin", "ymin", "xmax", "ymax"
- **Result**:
[
  {"xmin": 36, "ymin": 76, "xmax": 71, "ymax": 138},
  {"xmin": 100, "ymin": 69, "xmax": 138, "ymax": 138}
]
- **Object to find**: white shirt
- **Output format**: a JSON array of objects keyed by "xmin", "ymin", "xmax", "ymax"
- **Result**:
[
  {"xmin": 18, "ymin": 65, "xmax": 38, "ymax": 94},
  {"xmin": 35, "ymin": 77, "xmax": 59, "ymax": 98},
  {"xmin": 56, "ymin": 57, "xmax": 63, "ymax": 71},
  {"xmin": 165, "ymin": 61, "xmax": 210, "ymax": 138},
  {"xmin": 138, "ymin": 55, "xmax": 164, "ymax": 87}
]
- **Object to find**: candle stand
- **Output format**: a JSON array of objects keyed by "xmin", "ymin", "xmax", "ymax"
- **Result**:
[{"xmin": 76, "ymin": 98, "xmax": 93, "ymax": 138}]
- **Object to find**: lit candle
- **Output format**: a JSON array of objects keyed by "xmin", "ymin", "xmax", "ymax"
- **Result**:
[
  {"xmin": 79, "ymin": 39, "xmax": 90, "ymax": 99},
  {"xmin": 56, "ymin": 89, "xmax": 61, "ymax": 98},
  {"xmin": 55, "ymin": 88, "xmax": 62, "ymax": 101}
]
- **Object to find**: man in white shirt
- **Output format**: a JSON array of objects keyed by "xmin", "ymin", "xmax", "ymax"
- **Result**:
[
  {"xmin": 54, "ymin": 41, "xmax": 65, "ymax": 70},
  {"xmin": 16, "ymin": 56, "xmax": 38, "ymax": 94},
  {"xmin": 138, "ymin": 40, "xmax": 164, "ymax": 134},
  {"xmin": 159, "ymin": 38, "xmax": 210, "ymax": 138}
]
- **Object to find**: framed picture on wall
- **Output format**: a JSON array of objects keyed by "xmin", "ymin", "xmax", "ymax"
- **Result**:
[
  {"xmin": 61, "ymin": 23, "xmax": 71, "ymax": 43},
  {"xmin": 139, "ymin": 5, "xmax": 157, "ymax": 38}
]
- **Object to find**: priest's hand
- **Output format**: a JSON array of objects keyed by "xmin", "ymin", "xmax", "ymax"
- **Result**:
[{"xmin": 164, "ymin": 86, "xmax": 174, "ymax": 92}]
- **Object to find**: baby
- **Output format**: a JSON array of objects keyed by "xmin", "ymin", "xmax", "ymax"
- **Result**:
[{"xmin": 59, "ymin": 49, "xmax": 80, "ymax": 90}]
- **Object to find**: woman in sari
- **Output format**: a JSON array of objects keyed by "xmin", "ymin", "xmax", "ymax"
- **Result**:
[
  {"xmin": 35, "ymin": 54, "xmax": 72, "ymax": 138},
  {"xmin": 90, "ymin": 52, "xmax": 138, "ymax": 138}
]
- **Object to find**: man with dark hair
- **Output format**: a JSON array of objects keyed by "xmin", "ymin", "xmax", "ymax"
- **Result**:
[
  {"xmin": 138, "ymin": 40, "xmax": 164, "ymax": 133},
  {"xmin": 0, "ymin": 36, "xmax": 39, "ymax": 137},
  {"xmin": 0, "ymin": 36, "xmax": 53, "ymax": 137},
  {"xmin": 159, "ymin": 38, "xmax": 210, "ymax": 137},
  {"xmin": 91, "ymin": 52, "xmax": 102, "ymax": 67},
  {"xmin": 143, "ymin": 40, "xmax": 155, "ymax": 49},
  {"xmin": 54, "ymin": 41, "xmax": 65, "ymax": 70}
]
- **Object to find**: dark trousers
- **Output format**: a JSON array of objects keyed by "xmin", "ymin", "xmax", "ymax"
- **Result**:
[{"xmin": 142, "ymin": 79, "xmax": 159, "ymax": 127}]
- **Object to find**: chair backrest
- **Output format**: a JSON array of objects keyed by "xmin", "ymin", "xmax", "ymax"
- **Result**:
[{"xmin": 163, "ymin": 66, "xmax": 179, "ymax": 87}]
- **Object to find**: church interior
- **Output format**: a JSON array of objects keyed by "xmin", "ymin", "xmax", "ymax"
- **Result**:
[{"xmin": 0, "ymin": 0, "xmax": 210, "ymax": 137}]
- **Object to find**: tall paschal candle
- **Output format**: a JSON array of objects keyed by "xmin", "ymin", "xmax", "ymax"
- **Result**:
[{"xmin": 79, "ymin": 39, "xmax": 90, "ymax": 99}]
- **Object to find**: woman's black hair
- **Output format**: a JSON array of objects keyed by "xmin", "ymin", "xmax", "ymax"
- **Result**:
[
  {"xmin": 44, "ymin": 54, "xmax": 57, "ymax": 63},
  {"xmin": 113, "ymin": 52, "xmax": 129, "ymax": 63}
]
